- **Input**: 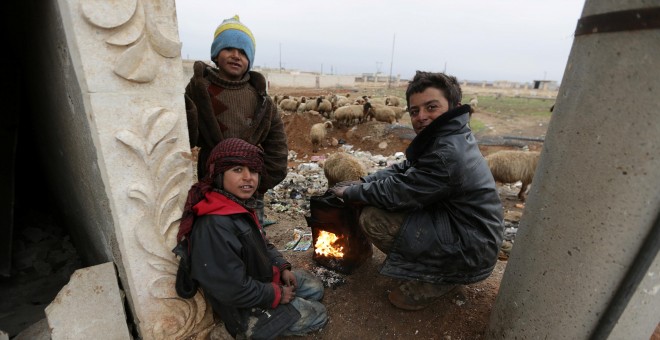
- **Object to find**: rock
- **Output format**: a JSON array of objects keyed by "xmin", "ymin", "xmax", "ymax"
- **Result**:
[
  {"xmin": 331, "ymin": 138, "xmax": 338, "ymax": 146},
  {"xmin": 378, "ymin": 141, "xmax": 388, "ymax": 149},
  {"xmin": 45, "ymin": 262, "xmax": 130, "ymax": 339}
]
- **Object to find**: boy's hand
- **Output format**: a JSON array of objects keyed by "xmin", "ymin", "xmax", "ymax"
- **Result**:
[
  {"xmin": 280, "ymin": 285, "xmax": 296, "ymax": 304},
  {"xmin": 281, "ymin": 269, "xmax": 297, "ymax": 289}
]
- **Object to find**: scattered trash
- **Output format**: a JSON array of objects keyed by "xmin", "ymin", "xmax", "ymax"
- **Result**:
[
  {"xmin": 289, "ymin": 189, "xmax": 303, "ymax": 200},
  {"xmin": 282, "ymin": 228, "xmax": 306, "ymax": 250},
  {"xmin": 293, "ymin": 232, "xmax": 313, "ymax": 251}
]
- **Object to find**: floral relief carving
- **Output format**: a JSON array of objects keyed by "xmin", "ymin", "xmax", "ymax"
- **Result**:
[
  {"xmin": 81, "ymin": 0, "xmax": 182, "ymax": 83},
  {"xmin": 116, "ymin": 107, "xmax": 213, "ymax": 338}
]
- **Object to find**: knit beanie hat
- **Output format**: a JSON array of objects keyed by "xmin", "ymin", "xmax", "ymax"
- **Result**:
[
  {"xmin": 207, "ymin": 138, "xmax": 264, "ymax": 176},
  {"xmin": 210, "ymin": 15, "xmax": 256, "ymax": 70},
  {"xmin": 177, "ymin": 138, "xmax": 264, "ymax": 242}
]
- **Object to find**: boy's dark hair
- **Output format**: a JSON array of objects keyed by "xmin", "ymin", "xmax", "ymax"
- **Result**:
[{"xmin": 405, "ymin": 71, "xmax": 462, "ymax": 110}]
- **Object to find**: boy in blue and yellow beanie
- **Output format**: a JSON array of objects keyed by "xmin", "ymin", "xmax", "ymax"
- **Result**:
[
  {"xmin": 210, "ymin": 15, "xmax": 255, "ymax": 71},
  {"xmin": 184, "ymin": 14, "xmax": 288, "ymax": 229}
]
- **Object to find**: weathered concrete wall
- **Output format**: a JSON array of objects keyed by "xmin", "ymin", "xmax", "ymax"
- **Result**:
[
  {"xmin": 182, "ymin": 60, "xmax": 357, "ymax": 89},
  {"xmin": 266, "ymin": 72, "xmax": 318, "ymax": 88},
  {"xmin": 487, "ymin": 0, "xmax": 660, "ymax": 338},
  {"xmin": 318, "ymin": 75, "xmax": 356, "ymax": 88}
]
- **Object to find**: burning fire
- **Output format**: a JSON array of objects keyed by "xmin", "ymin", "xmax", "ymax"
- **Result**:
[{"xmin": 314, "ymin": 230, "xmax": 345, "ymax": 258}]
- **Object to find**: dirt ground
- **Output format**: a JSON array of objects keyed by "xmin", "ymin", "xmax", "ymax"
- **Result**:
[
  {"xmin": 241, "ymin": 87, "xmax": 549, "ymax": 340},
  {"xmin": 7, "ymin": 85, "xmax": 657, "ymax": 339}
]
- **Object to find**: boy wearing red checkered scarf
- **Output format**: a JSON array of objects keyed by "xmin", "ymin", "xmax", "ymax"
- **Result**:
[{"xmin": 176, "ymin": 138, "xmax": 327, "ymax": 339}]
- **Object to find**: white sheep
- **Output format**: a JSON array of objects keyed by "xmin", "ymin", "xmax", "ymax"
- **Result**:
[
  {"xmin": 389, "ymin": 106, "xmax": 407, "ymax": 122},
  {"xmin": 485, "ymin": 150, "xmax": 541, "ymax": 201},
  {"xmin": 316, "ymin": 98, "xmax": 333, "ymax": 118},
  {"xmin": 310, "ymin": 121, "xmax": 333, "ymax": 153},
  {"xmin": 274, "ymin": 95, "xmax": 289, "ymax": 105},
  {"xmin": 333, "ymin": 104, "xmax": 369, "ymax": 127},
  {"xmin": 469, "ymin": 96, "xmax": 478, "ymax": 108},
  {"xmin": 330, "ymin": 94, "xmax": 351, "ymax": 109},
  {"xmin": 385, "ymin": 96, "xmax": 402, "ymax": 107},
  {"xmin": 322, "ymin": 152, "xmax": 367, "ymax": 188},
  {"xmin": 304, "ymin": 97, "xmax": 319, "ymax": 111},
  {"xmin": 279, "ymin": 98, "xmax": 300, "ymax": 112},
  {"xmin": 364, "ymin": 103, "xmax": 396, "ymax": 124},
  {"xmin": 365, "ymin": 96, "xmax": 387, "ymax": 106}
]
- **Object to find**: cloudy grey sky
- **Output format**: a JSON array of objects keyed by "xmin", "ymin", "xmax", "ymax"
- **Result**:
[{"xmin": 175, "ymin": 0, "xmax": 585, "ymax": 83}]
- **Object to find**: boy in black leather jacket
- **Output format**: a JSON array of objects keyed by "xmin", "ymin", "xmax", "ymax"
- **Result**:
[{"xmin": 331, "ymin": 72, "xmax": 504, "ymax": 311}]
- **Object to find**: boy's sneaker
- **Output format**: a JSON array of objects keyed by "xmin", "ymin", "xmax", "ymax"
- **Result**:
[
  {"xmin": 388, "ymin": 281, "xmax": 458, "ymax": 311},
  {"xmin": 262, "ymin": 219, "xmax": 277, "ymax": 227}
]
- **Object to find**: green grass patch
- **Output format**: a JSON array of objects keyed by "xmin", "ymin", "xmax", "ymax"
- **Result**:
[
  {"xmin": 468, "ymin": 118, "xmax": 486, "ymax": 133},
  {"xmin": 477, "ymin": 95, "xmax": 554, "ymax": 117}
]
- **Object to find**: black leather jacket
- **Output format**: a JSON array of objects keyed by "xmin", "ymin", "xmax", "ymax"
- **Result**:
[
  {"xmin": 344, "ymin": 105, "xmax": 504, "ymax": 284},
  {"xmin": 190, "ymin": 197, "xmax": 298, "ymax": 338}
]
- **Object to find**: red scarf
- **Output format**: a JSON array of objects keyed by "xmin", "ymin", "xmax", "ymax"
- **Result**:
[
  {"xmin": 193, "ymin": 191, "xmax": 283, "ymax": 307},
  {"xmin": 193, "ymin": 191, "xmax": 257, "ymax": 223}
]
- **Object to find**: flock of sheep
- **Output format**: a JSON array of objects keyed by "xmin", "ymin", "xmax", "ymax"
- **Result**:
[
  {"xmin": 272, "ymin": 93, "xmax": 408, "ymax": 153},
  {"xmin": 274, "ymin": 93, "xmax": 407, "ymax": 124},
  {"xmin": 272, "ymin": 92, "xmax": 542, "ymax": 201}
]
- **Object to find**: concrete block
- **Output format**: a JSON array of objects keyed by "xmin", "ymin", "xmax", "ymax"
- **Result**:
[{"xmin": 45, "ymin": 262, "xmax": 130, "ymax": 340}]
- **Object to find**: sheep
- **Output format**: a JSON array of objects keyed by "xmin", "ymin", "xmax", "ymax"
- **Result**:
[
  {"xmin": 310, "ymin": 121, "xmax": 333, "ymax": 153},
  {"xmin": 273, "ymin": 95, "xmax": 289, "ymax": 105},
  {"xmin": 316, "ymin": 97, "xmax": 333, "ymax": 118},
  {"xmin": 330, "ymin": 94, "xmax": 351, "ymax": 109},
  {"xmin": 389, "ymin": 106, "xmax": 407, "ymax": 122},
  {"xmin": 385, "ymin": 96, "xmax": 402, "ymax": 107},
  {"xmin": 333, "ymin": 104, "xmax": 369, "ymax": 127},
  {"xmin": 364, "ymin": 102, "xmax": 396, "ymax": 124},
  {"xmin": 365, "ymin": 96, "xmax": 387, "ymax": 106},
  {"xmin": 322, "ymin": 152, "xmax": 367, "ymax": 188},
  {"xmin": 485, "ymin": 150, "xmax": 541, "ymax": 201},
  {"xmin": 469, "ymin": 96, "xmax": 478, "ymax": 108},
  {"xmin": 279, "ymin": 98, "xmax": 300, "ymax": 112},
  {"xmin": 304, "ymin": 96, "xmax": 319, "ymax": 111}
]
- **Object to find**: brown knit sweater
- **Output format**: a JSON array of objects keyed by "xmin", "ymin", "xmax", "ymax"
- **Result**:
[{"xmin": 184, "ymin": 61, "xmax": 288, "ymax": 193}]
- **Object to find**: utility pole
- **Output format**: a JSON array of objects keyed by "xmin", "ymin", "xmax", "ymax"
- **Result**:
[
  {"xmin": 388, "ymin": 34, "xmax": 396, "ymax": 89},
  {"xmin": 375, "ymin": 61, "xmax": 382, "ymax": 83},
  {"xmin": 279, "ymin": 43, "xmax": 282, "ymax": 72}
]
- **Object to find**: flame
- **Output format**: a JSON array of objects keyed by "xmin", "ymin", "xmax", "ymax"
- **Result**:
[{"xmin": 315, "ymin": 230, "xmax": 345, "ymax": 258}]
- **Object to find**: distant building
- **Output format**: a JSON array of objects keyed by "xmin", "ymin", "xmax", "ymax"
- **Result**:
[{"xmin": 532, "ymin": 80, "xmax": 559, "ymax": 91}]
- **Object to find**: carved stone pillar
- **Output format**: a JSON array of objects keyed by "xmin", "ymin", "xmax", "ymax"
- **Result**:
[{"xmin": 56, "ymin": 0, "xmax": 213, "ymax": 338}]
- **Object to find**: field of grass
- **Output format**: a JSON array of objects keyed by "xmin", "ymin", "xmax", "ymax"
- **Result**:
[
  {"xmin": 361, "ymin": 86, "xmax": 554, "ymax": 117},
  {"xmin": 467, "ymin": 94, "xmax": 555, "ymax": 134},
  {"xmin": 336, "ymin": 84, "xmax": 555, "ymax": 136},
  {"xmin": 476, "ymin": 95, "xmax": 555, "ymax": 117}
]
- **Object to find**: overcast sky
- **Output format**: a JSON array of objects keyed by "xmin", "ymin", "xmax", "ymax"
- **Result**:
[{"xmin": 175, "ymin": 0, "xmax": 586, "ymax": 83}]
